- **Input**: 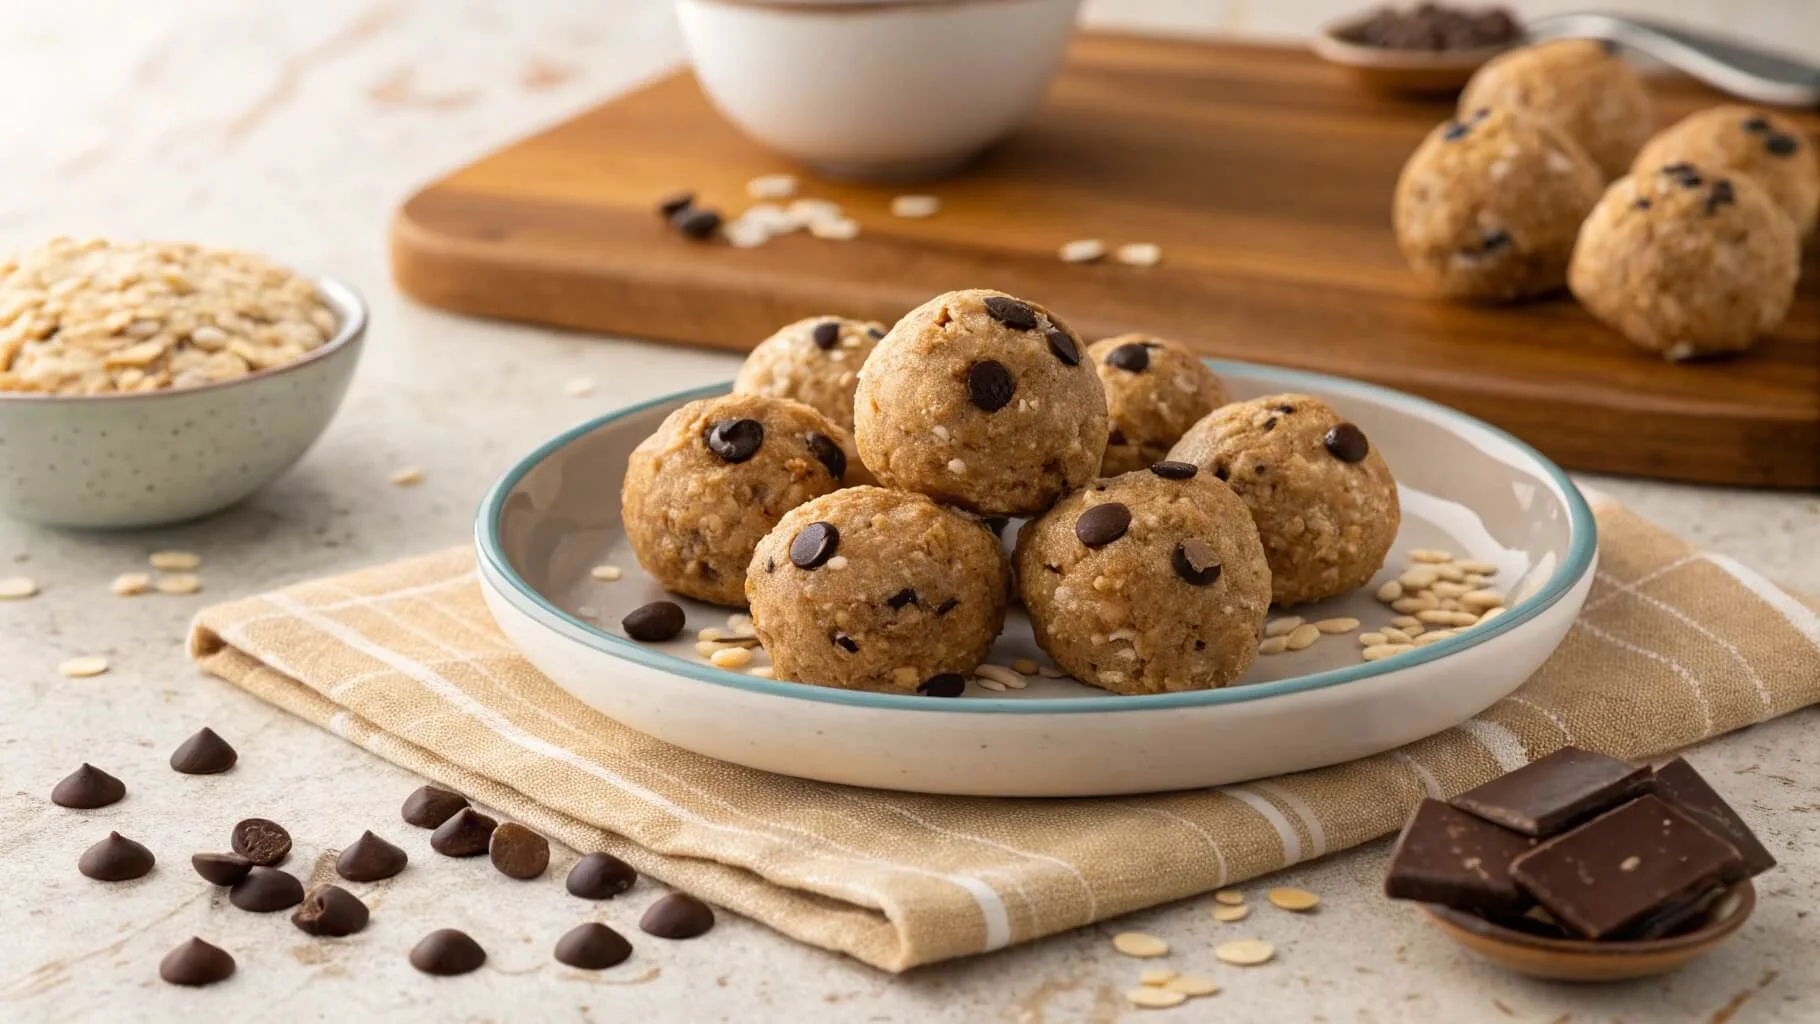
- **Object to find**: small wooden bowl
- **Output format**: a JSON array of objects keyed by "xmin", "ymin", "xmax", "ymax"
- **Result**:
[
  {"xmin": 1309, "ymin": 21, "xmax": 1512, "ymax": 96},
  {"xmin": 1424, "ymin": 882, "xmax": 1756, "ymax": 982}
]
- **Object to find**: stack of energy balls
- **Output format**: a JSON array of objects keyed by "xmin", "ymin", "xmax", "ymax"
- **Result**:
[
  {"xmin": 1393, "ymin": 39, "xmax": 1815, "ymax": 361},
  {"xmin": 621, "ymin": 289, "xmax": 1400, "ymax": 698}
]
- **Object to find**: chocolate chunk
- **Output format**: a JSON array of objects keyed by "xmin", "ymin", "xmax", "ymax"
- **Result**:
[
  {"xmin": 1704, "ymin": 179, "xmax": 1736, "ymax": 214},
  {"xmin": 831, "ymin": 632, "xmax": 860, "ymax": 653},
  {"xmin": 1104, "ymin": 343, "xmax": 1150, "ymax": 373},
  {"xmin": 1322, "ymin": 422, "xmax": 1370, "ymax": 463},
  {"xmin": 1653, "ymin": 757, "xmax": 1775, "ymax": 878},
  {"xmin": 1452, "ymin": 746, "xmax": 1653, "ymax": 837},
  {"xmin": 705, "ymin": 418, "xmax": 764, "ymax": 463},
  {"xmin": 886, "ymin": 588, "xmax": 918, "ymax": 610},
  {"xmin": 336, "ymin": 830, "xmax": 408, "ymax": 882},
  {"xmin": 191, "ymin": 852, "xmax": 253, "ymax": 886},
  {"xmin": 1149, "ymin": 461, "xmax": 1197, "ymax": 480},
  {"xmin": 982, "ymin": 295, "xmax": 1036, "ymax": 330},
  {"xmin": 966, "ymin": 360, "xmax": 1016, "ymax": 412},
  {"xmin": 567, "ymin": 852, "xmax": 639, "ymax": 899},
  {"xmin": 673, "ymin": 207, "xmax": 721, "ymax": 240},
  {"xmin": 1741, "ymin": 115, "xmax": 1771, "ymax": 133},
  {"xmin": 431, "ymin": 807, "xmax": 498, "ymax": 857},
  {"xmin": 555, "ymin": 922, "xmax": 634, "ymax": 969},
  {"xmin": 1045, "ymin": 329, "xmax": 1081, "ymax": 366},
  {"xmin": 292, "ymin": 885, "xmax": 370, "ymax": 937},
  {"xmin": 639, "ymin": 893, "xmax": 716, "ymax": 939},
  {"xmin": 51, "ymin": 763, "xmax": 126, "ymax": 808},
  {"xmin": 78, "ymin": 832, "xmax": 155, "ymax": 881},
  {"xmin": 934, "ymin": 598, "xmax": 959, "ymax": 616},
  {"xmin": 1384, "ymin": 799, "xmax": 1537, "ymax": 914},
  {"xmin": 810, "ymin": 320, "xmax": 841, "ymax": 350},
  {"xmin": 410, "ymin": 929, "xmax": 487, "ymax": 976},
  {"xmin": 1766, "ymin": 133, "xmax": 1799, "ymax": 156},
  {"xmin": 230, "ymin": 818, "xmax": 291, "ymax": 866},
  {"xmin": 1510, "ymin": 795, "xmax": 1743, "ymax": 939},
  {"xmin": 490, "ymin": 822, "xmax": 551, "ymax": 880},
  {"xmin": 657, "ymin": 191, "xmax": 694, "ymax": 218},
  {"xmin": 1171, "ymin": 540, "xmax": 1223, "ymax": 586},
  {"xmin": 230, "ymin": 866, "xmax": 304, "ymax": 912},
  {"xmin": 789, "ymin": 522, "xmax": 839, "ymax": 569},
  {"xmin": 1074, "ymin": 502, "xmax": 1131, "ymax": 547},
  {"xmin": 402, "ymin": 785, "xmax": 471, "ymax": 829},
  {"xmin": 159, "ymin": 938, "xmax": 235, "ymax": 987},
  {"xmin": 917, "ymin": 673, "xmax": 965, "ymax": 698},
  {"xmin": 805, "ymin": 432, "xmax": 846, "ymax": 480},
  {"xmin": 622, "ymin": 601, "xmax": 686, "ymax": 643},
  {"xmin": 169, "ymin": 727, "xmax": 236, "ymax": 775}
]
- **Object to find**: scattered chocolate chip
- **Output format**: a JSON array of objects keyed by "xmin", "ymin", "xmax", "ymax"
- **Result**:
[
  {"xmin": 490, "ymin": 822, "xmax": 551, "ymax": 880},
  {"xmin": 1104, "ymin": 343, "xmax": 1150, "ymax": 373},
  {"xmin": 411, "ymin": 929, "xmax": 487, "ymax": 976},
  {"xmin": 867, "ymin": 325, "xmax": 886, "ymax": 339},
  {"xmin": 1172, "ymin": 540, "xmax": 1224, "ymax": 586},
  {"xmin": 555, "ymin": 922, "xmax": 634, "ymax": 969},
  {"xmin": 886, "ymin": 588, "xmax": 918, "ymax": 610},
  {"xmin": 935, "ymin": 598, "xmax": 959, "ymax": 616},
  {"xmin": 230, "ymin": 866, "xmax": 304, "ymax": 912},
  {"xmin": 982, "ymin": 295, "xmax": 1036, "ymax": 330},
  {"xmin": 292, "ymin": 884, "xmax": 370, "ymax": 937},
  {"xmin": 673, "ymin": 207, "xmax": 721, "ymax": 240},
  {"xmin": 159, "ymin": 938, "xmax": 235, "ymax": 987},
  {"xmin": 1107, "ymin": 429, "xmax": 1128, "ymax": 446},
  {"xmin": 1742, "ymin": 115, "xmax": 1771, "ymax": 133},
  {"xmin": 705, "ymin": 418, "xmax": 764, "ymax": 462},
  {"xmin": 622, "ymin": 601, "xmax": 686, "ymax": 643},
  {"xmin": 79, "ymin": 832, "xmax": 155, "ymax": 881},
  {"xmin": 917, "ymin": 673, "xmax": 966, "ymax": 698},
  {"xmin": 789, "ymin": 522, "xmax": 839, "ymax": 569},
  {"xmin": 1767, "ymin": 133, "xmax": 1798, "ymax": 156},
  {"xmin": 431, "ymin": 808, "xmax": 498, "ymax": 857},
  {"xmin": 657, "ymin": 192, "xmax": 694, "ymax": 219},
  {"xmin": 1705, "ymin": 179, "xmax": 1736, "ymax": 214},
  {"xmin": 568, "ymin": 852, "xmax": 639, "ymax": 899},
  {"xmin": 832, "ymin": 632, "xmax": 860, "ymax": 653},
  {"xmin": 641, "ymin": 893, "xmax": 717, "ymax": 939},
  {"xmin": 1074, "ymin": 502, "xmax": 1132, "ymax": 547},
  {"xmin": 337, "ymin": 831, "xmax": 408, "ymax": 882},
  {"xmin": 230, "ymin": 818, "xmax": 291, "ymax": 867},
  {"xmin": 192, "ymin": 852, "xmax": 253, "ymax": 886},
  {"xmin": 1323, "ymin": 422, "xmax": 1370, "ymax": 463},
  {"xmin": 51, "ymin": 763, "xmax": 126, "ymax": 808},
  {"xmin": 966, "ymin": 360, "xmax": 1016, "ymax": 412},
  {"xmin": 1661, "ymin": 163, "xmax": 1704, "ymax": 188},
  {"xmin": 810, "ymin": 321, "xmax": 841, "ymax": 350},
  {"xmin": 1045, "ymin": 328, "xmax": 1081, "ymax": 366},
  {"xmin": 1481, "ymin": 229, "xmax": 1511, "ymax": 252},
  {"xmin": 805, "ymin": 432, "xmax": 846, "ymax": 480},
  {"xmin": 169, "ymin": 727, "xmax": 236, "ymax": 775},
  {"xmin": 402, "ymin": 785, "xmax": 471, "ymax": 829}
]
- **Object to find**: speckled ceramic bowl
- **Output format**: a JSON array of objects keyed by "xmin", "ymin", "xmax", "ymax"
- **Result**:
[{"xmin": 0, "ymin": 277, "xmax": 366, "ymax": 529}]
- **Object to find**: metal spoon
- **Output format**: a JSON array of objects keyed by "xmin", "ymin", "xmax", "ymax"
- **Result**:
[{"xmin": 1529, "ymin": 12, "xmax": 1820, "ymax": 107}]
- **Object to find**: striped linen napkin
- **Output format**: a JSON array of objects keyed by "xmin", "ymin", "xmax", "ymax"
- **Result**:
[{"xmin": 188, "ymin": 498, "xmax": 1820, "ymax": 972}]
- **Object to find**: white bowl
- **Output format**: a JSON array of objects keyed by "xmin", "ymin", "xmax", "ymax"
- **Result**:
[
  {"xmin": 477, "ymin": 362, "xmax": 1597, "ymax": 797},
  {"xmin": 675, "ymin": 0, "xmax": 1084, "ymax": 179}
]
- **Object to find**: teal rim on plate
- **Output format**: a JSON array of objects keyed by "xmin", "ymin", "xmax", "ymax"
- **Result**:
[{"xmin": 476, "ymin": 362, "xmax": 1597, "ymax": 715}]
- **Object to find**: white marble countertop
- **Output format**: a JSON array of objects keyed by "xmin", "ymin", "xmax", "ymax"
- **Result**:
[{"xmin": 2, "ymin": 2, "xmax": 1817, "ymax": 1021}]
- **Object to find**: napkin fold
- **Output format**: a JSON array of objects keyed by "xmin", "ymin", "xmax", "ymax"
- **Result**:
[{"xmin": 188, "ymin": 499, "xmax": 1820, "ymax": 972}]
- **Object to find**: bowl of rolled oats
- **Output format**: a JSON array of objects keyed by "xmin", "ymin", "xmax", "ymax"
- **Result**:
[{"xmin": 0, "ymin": 237, "xmax": 366, "ymax": 528}]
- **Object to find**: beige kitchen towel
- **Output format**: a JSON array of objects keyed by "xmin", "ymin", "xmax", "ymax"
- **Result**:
[{"xmin": 188, "ymin": 499, "xmax": 1820, "ymax": 972}]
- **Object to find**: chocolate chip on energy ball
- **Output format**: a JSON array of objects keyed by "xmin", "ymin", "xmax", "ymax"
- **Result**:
[
  {"xmin": 1766, "ymin": 133, "xmax": 1798, "ymax": 156},
  {"xmin": 169, "ymin": 727, "xmax": 237, "ymax": 775},
  {"xmin": 1704, "ymin": 179, "xmax": 1736, "ymax": 215},
  {"xmin": 192, "ymin": 852, "xmax": 253, "ymax": 886},
  {"xmin": 1104, "ymin": 342, "xmax": 1151, "ymax": 373},
  {"xmin": 917, "ymin": 673, "xmax": 966, "ymax": 698},
  {"xmin": 337, "ymin": 830, "xmax": 409, "ymax": 882},
  {"xmin": 831, "ymin": 631, "xmax": 860, "ymax": 653},
  {"xmin": 1045, "ymin": 328, "xmax": 1081, "ymax": 366},
  {"xmin": 789, "ymin": 522, "xmax": 839, "ymax": 569},
  {"xmin": 966, "ymin": 360, "xmax": 1016, "ymax": 412},
  {"xmin": 805, "ymin": 431, "xmax": 847, "ymax": 480},
  {"xmin": 159, "ymin": 938, "xmax": 235, "ymax": 987},
  {"xmin": 51, "ymin": 763, "xmax": 126, "ymax": 808},
  {"xmin": 490, "ymin": 822, "xmax": 551, "ymax": 880},
  {"xmin": 867, "ymin": 325, "xmax": 886, "ymax": 340},
  {"xmin": 431, "ymin": 807, "xmax": 499, "ymax": 857},
  {"xmin": 935, "ymin": 598, "xmax": 960, "ymax": 616},
  {"xmin": 1074, "ymin": 502, "xmax": 1132, "ymax": 547},
  {"xmin": 1741, "ymin": 115, "xmax": 1771, "ymax": 133},
  {"xmin": 230, "ymin": 818, "xmax": 292, "ymax": 866},
  {"xmin": 1149, "ymin": 461, "xmax": 1197, "ymax": 480},
  {"xmin": 230, "ymin": 866, "xmax": 304, "ymax": 912},
  {"xmin": 1172, "ymin": 540, "xmax": 1224, "ymax": 586},
  {"xmin": 810, "ymin": 321, "xmax": 841, "ymax": 350},
  {"xmin": 656, "ymin": 191, "xmax": 694, "ymax": 218},
  {"xmin": 705, "ymin": 417, "xmax": 764, "ymax": 463},
  {"xmin": 982, "ymin": 295, "xmax": 1037, "ymax": 331},
  {"xmin": 1322, "ymin": 423, "xmax": 1370, "ymax": 463},
  {"xmin": 1107, "ymin": 428, "xmax": 1128, "ymax": 446},
  {"xmin": 568, "ymin": 852, "xmax": 639, "ymax": 899},
  {"xmin": 402, "ymin": 784, "xmax": 471, "ymax": 829},
  {"xmin": 622, "ymin": 601, "xmax": 686, "ymax": 643},
  {"xmin": 639, "ymin": 893, "xmax": 717, "ymax": 939},
  {"xmin": 292, "ymin": 884, "xmax": 371, "ymax": 937},
  {"xmin": 555, "ymin": 922, "xmax": 634, "ymax": 969},
  {"xmin": 886, "ymin": 588, "xmax": 918, "ymax": 610},
  {"xmin": 672, "ymin": 207, "xmax": 721, "ymax": 240},
  {"xmin": 79, "ymin": 832, "xmax": 155, "ymax": 881},
  {"xmin": 410, "ymin": 929, "xmax": 487, "ymax": 976}
]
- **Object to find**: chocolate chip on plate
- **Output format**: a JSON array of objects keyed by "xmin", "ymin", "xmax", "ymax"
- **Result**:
[
  {"xmin": 705, "ymin": 418, "xmax": 764, "ymax": 463},
  {"xmin": 192, "ymin": 852, "xmax": 254, "ymax": 886},
  {"xmin": 292, "ymin": 884, "xmax": 370, "ymax": 937},
  {"xmin": 230, "ymin": 866, "xmax": 304, "ymax": 913},
  {"xmin": 657, "ymin": 191, "xmax": 695, "ymax": 218},
  {"xmin": 567, "ymin": 852, "xmax": 639, "ymax": 899},
  {"xmin": 622, "ymin": 601, "xmax": 686, "ymax": 643},
  {"xmin": 1451, "ymin": 747, "xmax": 1651, "ymax": 837},
  {"xmin": 490, "ymin": 822, "xmax": 551, "ymax": 880},
  {"xmin": 672, "ymin": 207, "xmax": 722, "ymax": 240},
  {"xmin": 159, "ymin": 938, "xmax": 235, "ymax": 987},
  {"xmin": 917, "ymin": 673, "xmax": 965, "ymax": 698},
  {"xmin": 410, "ymin": 929, "xmax": 487, "ymax": 976},
  {"xmin": 1045, "ymin": 328, "xmax": 1081, "ymax": 366},
  {"xmin": 639, "ymin": 893, "xmax": 717, "ymax": 939},
  {"xmin": 810, "ymin": 320, "xmax": 842, "ymax": 350},
  {"xmin": 1766, "ymin": 133, "xmax": 1799, "ymax": 156},
  {"xmin": 230, "ymin": 818, "xmax": 292, "ymax": 866},
  {"xmin": 1149, "ymin": 461, "xmax": 1197, "ymax": 480},
  {"xmin": 966, "ymin": 360, "xmax": 1016, "ymax": 412},
  {"xmin": 982, "ymin": 295, "xmax": 1037, "ymax": 331},
  {"xmin": 169, "ymin": 727, "xmax": 237, "ymax": 775},
  {"xmin": 51, "ymin": 763, "xmax": 126, "ymax": 809},
  {"xmin": 1322, "ymin": 423, "xmax": 1370, "ymax": 463},
  {"xmin": 79, "ymin": 832, "xmax": 155, "ymax": 881},
  {"xmin": 886, "ymin": 588, "xmax": 918, "ymax": 610},
  {"xmin": 789, "ymin": 522, "xmax": 839, "ymax": 569},
  {"xmin": 555, "ymin": 922, "xmax": 634, "ymax": 969},
  {"xmin": 1172, "ymin": 540, "xmax": 1223, "ymax": 586},
  {"xmin": 431, "ymin": 807, "xmax": 499, "ymax": 857},
  {"xmin": 1074, "ymin": 502, "xmax": 1132, "ymax": 547},
  {"xmin": 402, "ymin": 784, "xmax": 471, "ymax": 829},
  {"xmin": 337, "ymin": 830, "xmax": 409, "ymax": 883},
  {"xmin": 805, "ymin": 431, "xmax": 847, "ymax": 480},
  {"xmin": 1104, "ymin": 342, "xmax": 1150, "ymax": 373}
]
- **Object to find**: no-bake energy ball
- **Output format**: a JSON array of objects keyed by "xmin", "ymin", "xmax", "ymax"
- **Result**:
[
  {"xmin": 732, "ymin": 316, "xmax": 887, "ymax": 430},
  {"xmin": 1393, "ymin": 107, "xmax": 1603, "ymax": 301},
  {"xmin": 1014, "ymin": 466, "xmax": 1271, "ymax": 695},
  {"xmin": 1569, "ymin": 164, "xmax": 1800, "ymax": 360},
  {"xmin": 1459, "ymin": 39, "xmax": 1654, "ymax": 180},
  {"xmin": 1631, "ymin": 106, "xmax": 1819, "ymax": 239},
  {"xmin": 854, "ymin": 289, "xmax": 1108, "ymax": 517},
  {"xmin": 747, "ymin": 487, "xmax": 1009, "ymax": 693},
  {"xmin": 1169, "ymin": 394, "xmax": 1400, "ymax": 607},
  {"xmin": 1090, "ymin": 335, "xmax": 1231, "ymax": 476},
  {"xmin": 621, "ymin": 393, "xmax": 861, "ymax": 606}
]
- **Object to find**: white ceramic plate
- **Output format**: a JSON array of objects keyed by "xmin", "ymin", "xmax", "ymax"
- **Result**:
[{"xmin": 477, "ymin": 362, "xmax": 1597, "ymax": 796}]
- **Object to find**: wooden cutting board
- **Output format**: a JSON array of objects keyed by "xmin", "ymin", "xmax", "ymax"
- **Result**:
[{"xmin": 391, "ymin": 34, "xmax": 1820, "ymax": 488}]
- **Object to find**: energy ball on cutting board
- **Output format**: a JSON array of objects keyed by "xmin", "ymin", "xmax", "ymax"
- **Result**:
[
  {"xmin": 1393, "ymin": 107, "xmax": 1603, "ymax": 301},
  {"xmin": 1090, "ymin": 335, "xmax": 1231, "ymax": 476},
  {"xmin": 854, "ymin": 289, "xmax": 1108, "ymax": 518},
  {"xmin": 1569, "ymin": 164, "xmax": 1800, "ymax": 361},
  {"xmin": 1632, "ymin": 106, "xmax": 1819, "ymax": 239},
  {"xmin": 732, "ymin": 316, "xmax": 887, "ymax": 430},
  {"xmin": 1459, "ymin": 39, "xmax": 1654, "ymax": 181},
  {"xmin": 1169, "ymin": 394, "xmax": 1399, "ymax": 607},
  {"xmin": 746, "ymin": 486, "xmax": 1009, "ymax": 692},
  {"xmin": 1013, "ymin": 466, "xmax": 1270, "ymax": 694},
  {"xmin": 622, "ymin": 393, "xmax": 862, "ymax": 606}
]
